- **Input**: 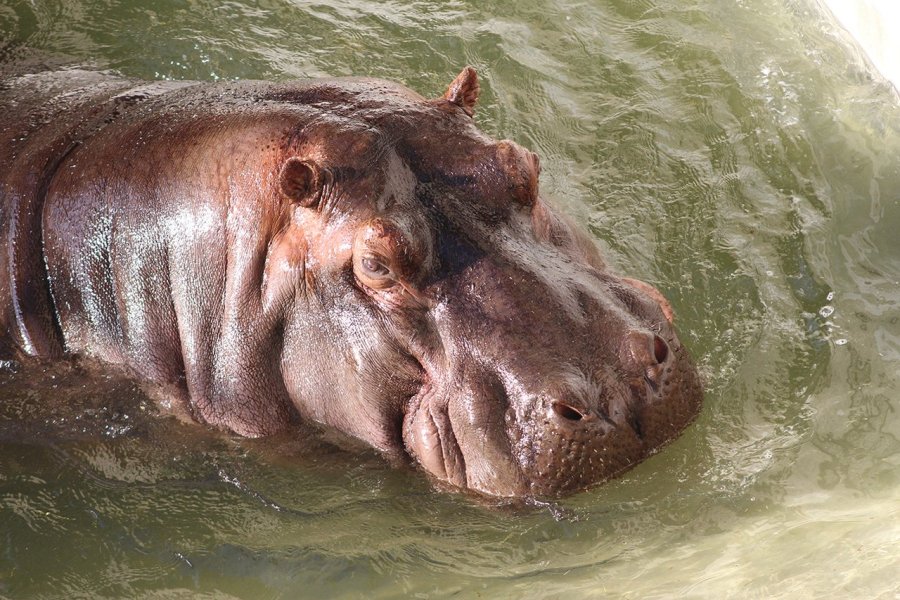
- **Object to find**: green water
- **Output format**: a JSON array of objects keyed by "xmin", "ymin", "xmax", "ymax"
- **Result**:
[{"xmin": 1, "ymin": 0, "xmax": 899, "ymax": 597}]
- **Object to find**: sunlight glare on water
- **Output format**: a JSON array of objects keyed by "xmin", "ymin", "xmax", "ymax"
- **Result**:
[{"xmin": 1, "ymin": 0, "xmax": 899, "ymax": 597}]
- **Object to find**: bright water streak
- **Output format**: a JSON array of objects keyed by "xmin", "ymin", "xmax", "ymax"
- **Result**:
[{"xmin": 0, "ymin": 0, "xmax": 899, "ymax": 597}]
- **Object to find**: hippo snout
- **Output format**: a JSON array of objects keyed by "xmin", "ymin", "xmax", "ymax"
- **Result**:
[
  {"xmin": 517, "ymin": 389, "xmax": 644, "ymax": 497},
  {"xmin": 402, "ymin": 261, "xmax": 702, "ymax": 498},
  {"xmin": 503, "ymin": 327, "xmax": 699, "ymax": 497}
]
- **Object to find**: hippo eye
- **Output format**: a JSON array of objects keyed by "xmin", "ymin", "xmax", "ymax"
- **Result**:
[
  {"xmin": 356, "ymin": 253, "xmax": 396, "ymax": 289},
  {"xmin": 362, "ymin": 255, "xmax": 390, "ymax": 277}
]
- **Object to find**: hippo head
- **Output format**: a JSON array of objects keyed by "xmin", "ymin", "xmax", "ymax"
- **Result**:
[{"xmin": 265, "ymin": 68, "xmax": 702, "ymax": 498}]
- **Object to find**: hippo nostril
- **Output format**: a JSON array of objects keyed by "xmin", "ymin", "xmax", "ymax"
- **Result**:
[
  {"xmin": 623, "ymin": 331, "xmax": 670, "ymax": 366},
  {"xmin": 621, "ymin": 331, "xmax": 672, "ymax": 391},
  {"xmin": 552, "ymin": 401, "xmax": 585, "ymax": 422},
  {"xmin": 653, "ymin": 335, "xmax": 669, "ymax": 364}
]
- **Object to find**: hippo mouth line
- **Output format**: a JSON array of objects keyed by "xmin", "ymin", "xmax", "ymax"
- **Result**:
[
  {"xmin": 401, "ymin": 372, "xmax": 665, "ymax": 496},
  {"xmin": 402, "ymin": 381, "xmax": 469, "ymax": 489}
]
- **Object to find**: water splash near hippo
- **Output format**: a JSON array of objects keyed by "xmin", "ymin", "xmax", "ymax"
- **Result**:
[{"xmin": 0, "ymin": 62, "xmax": 702, "ymax": 498}]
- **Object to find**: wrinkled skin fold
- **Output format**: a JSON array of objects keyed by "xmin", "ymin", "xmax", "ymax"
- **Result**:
[{"xmin": 0, "ymin": 61, "xmax": 702, "ymax": 498}]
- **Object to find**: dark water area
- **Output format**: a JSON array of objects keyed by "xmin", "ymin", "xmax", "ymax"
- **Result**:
[{"xmin": 1, "ymin": 0, "xmax": 899, "ymax": 597}]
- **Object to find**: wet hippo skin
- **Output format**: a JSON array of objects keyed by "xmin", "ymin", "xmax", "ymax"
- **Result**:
[{"xmin": 0, "ymin": 64, "xmax": 702, "ymax": 498}]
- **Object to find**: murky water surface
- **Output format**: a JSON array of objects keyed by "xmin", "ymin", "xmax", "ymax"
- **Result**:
[{"xmin": 1, "ymin": 0, "xmax": 899, "ymax": 597}]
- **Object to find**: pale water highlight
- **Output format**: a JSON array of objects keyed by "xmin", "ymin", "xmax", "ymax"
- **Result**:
[
  {"xmin": 1, "ymin": 0, "xmax": 899, "ymax": 598},
  {"xmin": 816, "ymin": 0, "xmax": 900, "ymax": 93}
]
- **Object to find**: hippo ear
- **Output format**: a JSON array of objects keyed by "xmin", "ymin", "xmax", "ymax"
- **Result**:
[
  {"xmin": 279, "ymin": 157, "xmax": 327, "ymax": 208},
  {"xmin": 443, "ymin": 66, "xmax": 479, "ymax": 116}
]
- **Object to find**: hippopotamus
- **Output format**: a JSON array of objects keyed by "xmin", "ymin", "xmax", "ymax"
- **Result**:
[{"xmin": 0, "ymin": 61, "xmax": 702, "ymax": 498}]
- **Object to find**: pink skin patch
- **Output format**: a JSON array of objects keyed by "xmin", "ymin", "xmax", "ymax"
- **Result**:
[{"xmin": 621, "ymin": 277, "xmax": 675, "ymax": 324}]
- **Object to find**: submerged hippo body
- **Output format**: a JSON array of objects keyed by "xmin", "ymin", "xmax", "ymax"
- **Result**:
[{"xmin": 0, "ymin": 63, "xmax": 701, "ymax": 498}]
